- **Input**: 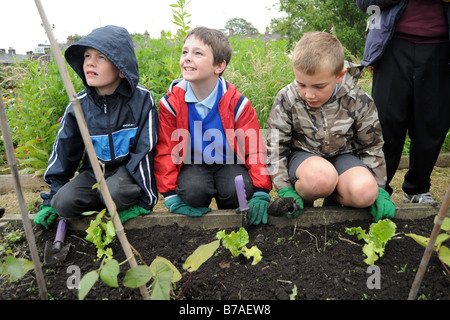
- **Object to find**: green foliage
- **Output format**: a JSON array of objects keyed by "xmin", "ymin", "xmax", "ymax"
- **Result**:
[
  {"xmin": 225, "ymin": 18, "xmax": 259, "ymax": 36},
  {"xmin": 83, "ymin": 209, "xmax": 116, "ymax": 262},
  {"xmin": 170, "ymin": 0, "xmax": 191, "ymax": 39},
  {"xmin": 406, "ymin": 217, "xmax": 450, "ymax": 269},
  {"xmin": 4, "ymin": 1, "xmax": 447, "ymax": 176},
  {"xmin": 183, "ymin": 240, "xmax": 220, "ymax": 272},
  {"xmin": 122, "ymin": 241, "xmax": 219, "ymax": 300},
  {"xmin": 216, "ymin": 227, "xmax": 262, "ymax": 265},
  {"xmin": 79, "ymin": 241, "xmax": 218, "ymax": 300},
  {"xmin": 346, "ymin": 219, "xmax": 397, "ymax": 265},
  {"xmin": 271, "ymin": 0, "xmax": 367, "ymax": 59},
  {"xmin": 226, "ymin": 36, "xmax": 293, "ymax": 127},
  {"xmin": 78, "ymin": 269, "xmax": 99, "ymax": 300},
  {"xmin": 134, "ymin": 35, "xmax": 181, "ymax": 104},
  {"xmin": 4, "ymin": 58, "xmax": 83, "ymax": 175},
  {"xmin": 0, "ymin": 256, "xmax": 34, "ymax": 283},
  {"xmin": 0, "ymin": 228, "xmax": 33, "ymax": 284}
]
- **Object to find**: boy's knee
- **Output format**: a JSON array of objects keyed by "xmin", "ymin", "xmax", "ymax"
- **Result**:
[
  {"xmin": 178, "ymin": 182, "xmax": 214, "ymax": 207},
  {"xmin": 295, "ymin": 159, "xmax": 338, "ymax": 199},
  {"xmin": 341, "ymin": 179, "xmax": 378, "ymax": 208},
  {"xmin": 51, "ymin": 193, "xmax": 84, "ymax": 218},
  {"xmin": 107, "ymin": 182, "xmax": 141, "ymax": 211}
]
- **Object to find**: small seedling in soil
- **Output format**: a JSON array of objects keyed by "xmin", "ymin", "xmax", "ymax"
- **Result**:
[
  {"xmin": 83, "ymin": 209, "xmax": 115, "ymax": 262},
  {"xmin": 345, "ymin": 219, "xmax": 397, "ymax": 265},
  {"xmin": 78, "ymin": 210, "xmax": 220, "ymax": 300},
  {"xmin": 216, "ymin": 227, "xmax": 262, "ymax": 265}
]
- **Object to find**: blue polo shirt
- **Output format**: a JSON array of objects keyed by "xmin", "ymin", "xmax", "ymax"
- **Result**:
[{"xmin": 185, "ymin": 79, "xmax": 220, "ymax": 118}]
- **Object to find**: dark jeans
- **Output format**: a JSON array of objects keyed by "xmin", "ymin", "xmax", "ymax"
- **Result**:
[
  {"xmin": 372, "ymin": 38, "xmax": 450, "ymax": 195},
  {"xmin": 51, "ymin": 166, "xmax": 142, "ymax": 218},
  {"xmin": 176, "ymin": 164, "xmax": 254, "ymax": 209}
]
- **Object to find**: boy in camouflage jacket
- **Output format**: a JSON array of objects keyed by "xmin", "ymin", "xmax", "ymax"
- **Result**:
[{"xmin": 266, "ymin": 32, "xmax": 394, "ymax": 222}]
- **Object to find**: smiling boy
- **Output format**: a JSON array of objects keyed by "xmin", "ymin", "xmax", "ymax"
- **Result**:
[
  {"xmin": 34, "ymin": 25, "xmax": 158, "ymax": 228},
  {"xmin": 155, "ymin": 27, "xmax": 272, "ymax": 225},
  {"xmin": 266, "ymin": 31, "xmax": 394, "ymax": 222}
]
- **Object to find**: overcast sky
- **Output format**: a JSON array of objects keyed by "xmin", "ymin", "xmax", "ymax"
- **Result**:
[{"xmin": 1, "ymin": 0, "xmax": 284, "ymax": 54}]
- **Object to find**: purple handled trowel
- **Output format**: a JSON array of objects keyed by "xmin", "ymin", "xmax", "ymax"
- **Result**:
[
  {"xmin": 234, "ymin": 175, "xmax": 249, "ymax": 226},
  {"xmin": 44, "ymin": 219, "xmax": 71, "ymax": 266}
]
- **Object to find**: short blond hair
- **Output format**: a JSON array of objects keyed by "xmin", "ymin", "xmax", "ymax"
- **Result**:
[{"xmin": 292, "ymin": 31, "xmax": 344, "ymax": 76}]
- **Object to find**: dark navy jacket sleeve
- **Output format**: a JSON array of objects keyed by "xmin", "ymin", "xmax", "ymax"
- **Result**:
[
  {"xmin": 126, "ymin": 86, "xmax": 159, "ymax": 210},
  {"xmin": 41, "ymin": 102, "xmax": 85, "ymax": 206}
]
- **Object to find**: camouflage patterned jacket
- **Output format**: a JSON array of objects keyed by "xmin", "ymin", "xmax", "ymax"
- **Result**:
[{"xmin": 266, "ymin": 62, "xmax": 386, "ymax": 191}]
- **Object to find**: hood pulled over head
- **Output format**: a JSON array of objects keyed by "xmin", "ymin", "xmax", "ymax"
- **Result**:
[{"xmin": 65, "ymin": 25, "xmax": 139, "ymax": 95}]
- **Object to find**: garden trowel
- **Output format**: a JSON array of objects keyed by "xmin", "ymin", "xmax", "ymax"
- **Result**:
[
  {"xmin": 267, "ymin": 197, "xmax": 298, "ymax": 217},
  {"xmin": 44, "ymin": 219, "xmax": 70, "ymax": 266},
  {"xmin": 235, "ymin": 175, "xmax": 249, "ymax": 226}
]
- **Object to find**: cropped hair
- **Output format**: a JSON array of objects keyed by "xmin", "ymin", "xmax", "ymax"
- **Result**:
[
  {"xmin": 292, "ymin": 31, "xmax": 344, "ymax": 76},
  {"xmin": 184, "ymin": 27, "xmax": 232, "ymax": 74}
]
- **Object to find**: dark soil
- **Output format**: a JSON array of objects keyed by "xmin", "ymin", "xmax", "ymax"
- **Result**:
[{"xmin": 1, "ymin": 214, "xmax": 449, "ymax": 301}]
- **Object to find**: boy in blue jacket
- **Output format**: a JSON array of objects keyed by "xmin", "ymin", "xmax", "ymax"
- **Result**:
[{"xmin": 34, "ymin": 25, "xmax": 158, "ymax": 228}]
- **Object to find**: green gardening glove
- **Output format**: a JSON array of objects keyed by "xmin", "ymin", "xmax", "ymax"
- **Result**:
[
  {"xmin": 278, "ymin": 187, "xmax": 304, "ymax": 218},
  {"xmin": 245, "ymin": 192, "xmax": 271, "ymax": 225},
  {"xmin": 33, "ymin": 205, "xmax": 58, "ymax": 229},
  {"xmin": 118, "ymin": 205, "xmax": 150, "ymax": 223},
  {"xmin": 370, "ymin": 188, "xmax": 395, "ymax": 222},
  {"xmin": 164, "ymin": 195, "xmax": 211, "ymax": 217}
]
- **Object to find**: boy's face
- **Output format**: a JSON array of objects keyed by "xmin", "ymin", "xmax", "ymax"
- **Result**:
[
  {"xmin": 83, "ymin": 48, "xmax": 125, "ymax": 96},
  {"xmin": 180, "ymin": 35, "xmax": 226, "ymax": 89},
  {"xmin": 294, "ymin": 67, "xmax": 346, "ymax": 108}
]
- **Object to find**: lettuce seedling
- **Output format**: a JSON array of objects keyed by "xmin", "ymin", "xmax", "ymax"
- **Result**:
[
  {"xmin": 216, "ymin": 227, "xmax": 262, "ymax": 265},
  {"xmin": 346, "ymin": 219, "xmax": 396, "ymax": 265}
]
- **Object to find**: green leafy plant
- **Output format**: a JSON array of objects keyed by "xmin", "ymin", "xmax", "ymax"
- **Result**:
[
  {"xmin": 124, "ymin": 240, "xmax": 219, "ymax": 300},
  {"xmin": 5, "ymin": 58, "xmax": 83, "ymax": 175},
  {"xmin": 78, "ymin": 238, "xmax": 219, "ymax": 300},
  {"xmin": 0, "ymin": 256, "xmax": 34, "ymax": 284},
  {"xmin": 83, "ymin": 209, "xmax": 115, "ymax": 262},
  {"xmin": 0, "ymin": 228, "xmax": 34, "ymax": 285},
  {"xmin": 216, "ymin": 227, "xmax": 262, "ymax": 265},
  {"xmin": 170, "ymin": 0, "xmax": 191, "ymax": 39},
  {"xmin": 346, "ymin": 219, "xmax": 397, "ymax": 265},
  {"xmin": 406, "ymin": 216, "xmax": 450, "ymax": 273}
]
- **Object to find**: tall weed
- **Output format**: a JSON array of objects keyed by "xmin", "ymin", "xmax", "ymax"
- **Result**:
[
  {"xmin": 5, "ymin": 58, "xmax": 83, "ymax": 174},
  {"xmin": 226, "ymin": 37, "xmax": 293, "ymax": 127}
]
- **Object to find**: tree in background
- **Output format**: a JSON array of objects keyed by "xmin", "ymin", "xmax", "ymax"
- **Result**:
[
  {"xmin": 270, "ymin": 0, "xmax": 368, "ymax": 60},
  {"xmin": 224, "ymin": 18, "xmax": 259, "ymax": 37}
]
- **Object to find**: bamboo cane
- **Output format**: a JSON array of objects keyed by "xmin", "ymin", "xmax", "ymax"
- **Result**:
[
  {"xmin": 34, "ymin": 0, "xmax": 150, "ymax": 300},
  {"xmin": 408, "ymin": 185, "xmax": 450, "ymax": 300},
  {"xmin": 0, "ymin": 96, "xmax": 48, "ymax": 300}
]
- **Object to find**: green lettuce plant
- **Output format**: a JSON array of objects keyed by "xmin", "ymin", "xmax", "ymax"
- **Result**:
[
  {"xmin": 83, "ymin": 209, "xmax": 115, "ymax": 262},
  {"xmin": 216, "ymin": 227, "xmax": 262, "ymax": 265},
  {"xmin": 346, "ymin": 219, "xmax": 397, "ymax": 265}
]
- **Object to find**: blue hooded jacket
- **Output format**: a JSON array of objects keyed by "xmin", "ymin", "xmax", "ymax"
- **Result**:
[
  {"xmin": 356, "ymin": 0, "xmax": 450, "ymax": 66},
  {"xmin": 41, "ymin": 25, "xmax": 158, "ymax": 210}
]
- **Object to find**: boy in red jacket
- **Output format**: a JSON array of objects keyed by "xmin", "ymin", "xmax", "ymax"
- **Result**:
[{"xmin": 155, "ymin": 27, "xmax": 272, "ymax": 225}]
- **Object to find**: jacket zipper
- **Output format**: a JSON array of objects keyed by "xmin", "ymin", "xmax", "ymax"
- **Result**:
[
  {"xmin": 103, "ymin": 97, "xmax": 115, "ymax": 161},
  {"xmin": 320, "ymin": 106, "xmax": 330, "ymax": 152}
]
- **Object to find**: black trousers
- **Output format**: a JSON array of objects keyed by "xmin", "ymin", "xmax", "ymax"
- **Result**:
[
  {"xmin": 372, "ymin": 38, "xmax": 450, "ymax": 195},
  {"xmin": 51, "ymin": 166, "xmax": 142, "ymax": 218},
  {"xmin": 176, "ymin": 164, "xmax": 254, "ymax": 209}
]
